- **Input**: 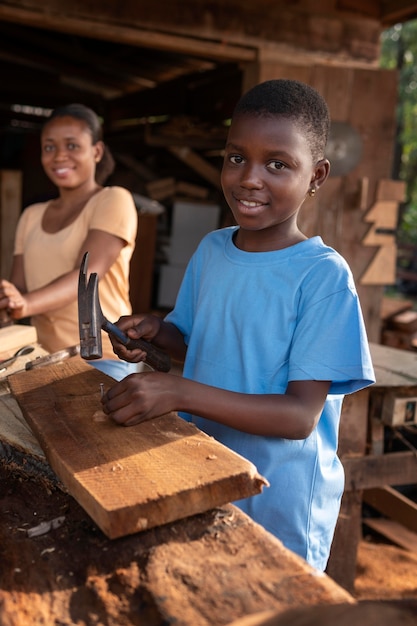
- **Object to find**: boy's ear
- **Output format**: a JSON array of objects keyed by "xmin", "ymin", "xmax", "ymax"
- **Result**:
[{"xmin": 312, "ymin": 159, "xmax": 331, "ymax": 189}]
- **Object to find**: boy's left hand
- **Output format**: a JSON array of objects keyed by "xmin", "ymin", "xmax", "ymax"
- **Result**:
[{"xmin": 101, "ymin": 371, "xmax": 177, "ymax": 426}]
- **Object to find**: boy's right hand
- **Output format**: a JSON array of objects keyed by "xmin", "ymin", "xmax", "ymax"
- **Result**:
[{"xmin": 109, "ymin": 314, "xmax": 162, "ymax": 363}]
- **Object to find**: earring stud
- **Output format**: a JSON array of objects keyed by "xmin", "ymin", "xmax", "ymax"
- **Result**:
[{"xmin": 308, "ymin": 187, "xmax": 316, "ymax": 197}]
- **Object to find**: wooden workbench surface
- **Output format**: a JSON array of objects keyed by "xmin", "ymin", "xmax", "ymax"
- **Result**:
[
  {"xmin": 370, "ymin": 341, "xmax": 417, "ymax": 386},
  {"xmin": 0, "ymin": 336, "xmax": 354, "ymax": 625},
  {"xmin": 0, "ymin": 463, "xmax": 353, "ymax": 626}
]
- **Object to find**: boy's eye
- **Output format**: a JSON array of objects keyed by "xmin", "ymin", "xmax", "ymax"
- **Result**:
[
  {"xmin": 267, "ymin": 161, "xmax": 286, "ymax": 171},
  {"xmin": 229, "ymin": 154, "xmax": 244, "ymax": 165},
  {"xmin": 43, "ymin": 144, "xmax": 54, "ymax": 152},
  {"xmin": 67, "ymin": 143, "xmax": 77, "ymax": 150}
]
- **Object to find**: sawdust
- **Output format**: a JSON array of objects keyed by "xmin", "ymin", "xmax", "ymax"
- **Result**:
[
  {"xmin": 354, "ymin": 538, "xmax": 417, "ymax": 600},
  {"xmin": 1, "ymin": 463, "xmax": 417, "ymax": 625}
]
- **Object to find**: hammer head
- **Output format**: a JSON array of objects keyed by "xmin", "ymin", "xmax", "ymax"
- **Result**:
[{"xmin": 78, "ymin": 252, "xmax": 105, "ymax": 360}]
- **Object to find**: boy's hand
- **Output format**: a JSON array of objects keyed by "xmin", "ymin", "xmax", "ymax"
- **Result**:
[
  {"xmin": 101, "ymin": 371, "xmax": 176, "ymax": 426},
  {"xmin": 109, "ymin": 314, "xmax": 162, "ymax": 363}
]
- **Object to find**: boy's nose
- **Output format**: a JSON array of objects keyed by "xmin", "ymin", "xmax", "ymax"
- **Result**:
[{"xmin": 240, "ymin": 166, "xmax": 264, "ymax": 188}]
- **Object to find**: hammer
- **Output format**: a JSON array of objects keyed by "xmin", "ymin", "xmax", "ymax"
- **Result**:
[{"xmin": 78, "ymin": 252, "xmax": 171, "ymax": 372}]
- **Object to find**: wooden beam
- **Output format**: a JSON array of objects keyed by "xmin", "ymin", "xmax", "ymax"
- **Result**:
[
  {"xmin": 380, "ymin": 0, "xmax": 417, "ymax": 26},
  {"xmin": 0, "ymin": 4, "xmax": 257, "ymax": 63},
  {"xmin": 364, "ymin": 517, "xmax": 417, "ymax": 552},
  {"xmin": 168, "ymin": 146, "xmax": 221, "ymax": 189},
  {"xmin": 363, "ymin": 486, "xmax": 417, "ymax": 533},
  {"xmin": 343, "ymin": 451, "xmax": 417, "ymax": 491}
]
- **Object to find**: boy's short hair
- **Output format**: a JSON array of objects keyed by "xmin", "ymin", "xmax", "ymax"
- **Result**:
[{"xmin": 233, "ymin": 79, "xmax": 330, "ymax": 161}]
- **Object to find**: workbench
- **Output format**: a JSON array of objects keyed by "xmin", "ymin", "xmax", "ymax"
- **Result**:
[
  {"xmin": 327, "ymin": 342, "xmax": 417, "ymax": 592},
  {"xmin": 3, "ymin": 329, "xmax": 416, "ymax": 614},
  {"xmin": 0, "ymin": 329, "xmax": 354, "ymax": 626}
]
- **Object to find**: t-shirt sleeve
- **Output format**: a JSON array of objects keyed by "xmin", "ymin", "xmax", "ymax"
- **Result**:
[
  {"xmin": 88, "ymin": 186, "xmax": 137, "ymax": 246},
  {"xmin": 288, "ymin": 275, "xmax": 375, "ymax": 395}
]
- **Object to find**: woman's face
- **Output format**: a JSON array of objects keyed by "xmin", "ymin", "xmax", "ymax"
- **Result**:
[{"xmin": 40, "ymin": 116, "xmax": 103, "ymax": 190}]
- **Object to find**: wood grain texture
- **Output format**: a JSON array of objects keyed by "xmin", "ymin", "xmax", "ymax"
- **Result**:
[
  {"xmin": 0, "ymin": 324, "xmax": 37, "ymax": 358},
  {"xmin": 8, "ymin": 356, "xmax": 268, "ymax": 538}
]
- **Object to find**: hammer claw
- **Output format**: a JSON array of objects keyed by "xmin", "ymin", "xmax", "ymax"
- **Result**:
[{"xmin": 78, "ymin": 252, "xmax": 171, "ymax": 372}]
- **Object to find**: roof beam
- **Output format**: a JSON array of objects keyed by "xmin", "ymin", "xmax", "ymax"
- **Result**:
[
  {"xmin": 380, "ymin": 0, "xmax": 417, "ymax": 25},
  {"xmin": 0, "ymin": 4, "xmax": 257, "ymax": 63}
]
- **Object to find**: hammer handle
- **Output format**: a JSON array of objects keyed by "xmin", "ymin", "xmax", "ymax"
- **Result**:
[{"xmin": 104, "ymin": 320, "xmax": 171, "ymax": 372}]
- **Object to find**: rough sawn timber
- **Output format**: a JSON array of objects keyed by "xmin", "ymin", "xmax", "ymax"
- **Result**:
[
  {"xmin": 8, "ymin": 356, "xmax": 268, "ymax": 539},
  {"xmin": 0, "ymin": 464, "xmax": 354, "ymax": 626}
]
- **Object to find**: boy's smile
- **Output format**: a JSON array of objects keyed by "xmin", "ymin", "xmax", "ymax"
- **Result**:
[{"xmin": 221, "ymin": 113, "xmax": 328, "ymax": 251}]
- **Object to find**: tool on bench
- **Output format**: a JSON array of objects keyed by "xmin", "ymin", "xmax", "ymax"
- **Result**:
[
  {"xmin": 78, "ymin": 252, "xmax": 171, "ymax": 372},
  {"xmin": 25, "ymin": 345, "xmax": 80, "ymax": 370},
  {"xmin": 0, "ymin": 344, "xmax": 35, "ymax": 371}
]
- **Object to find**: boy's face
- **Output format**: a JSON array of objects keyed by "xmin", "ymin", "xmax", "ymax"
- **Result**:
[{"xmin": 221, "ymin": 113, "xmax": 328, "ymax": 249}]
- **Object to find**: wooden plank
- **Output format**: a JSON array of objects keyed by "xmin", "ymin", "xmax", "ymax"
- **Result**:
[
  {"xmin": 8, "ymin": 357, "xmax": 267, "ymax": 539},
  {"xmin": 376, "ymin": 179, "xmax": 406, "ymax": 203},
  {"xmin": 363, "ymin": 517, "xmax": 417, "ymax": 552},
  {"xmin": 343, "ymin": 451, "xmax": 417, "ymax": 490},
  {"xmin": 391, "ymin": 310, "xmax": 417, "ymax": 333},
  {"xmin": 0, "ymin": 465, "xmax": 354, "ymax": 625},
  {"xmin": 370, "ymin": 341, "xmax": 417, "ymax": 387},
  {"xmin": 360, "ymin": 243, "xmax": 397, "ymax": 285},
  {"xmin": 0, "ymin": 324, "xmax": 38, "ymax": 358},
  {"xmin": 380, "ymin": 297, "xmax": 414, "ymax": 322},
  {"xmin": 363, "ymin": 486, "xmax": 417, "ymax": 533}
]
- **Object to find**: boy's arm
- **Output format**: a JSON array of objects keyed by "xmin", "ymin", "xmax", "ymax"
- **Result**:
[{"xmin": 102, "ymin": 373, "xmax": 331, "ymax": 439}]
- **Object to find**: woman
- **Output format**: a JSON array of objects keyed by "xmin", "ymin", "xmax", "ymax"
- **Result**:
[{"xmin": 0, "ymin": 103, "xmax": 138, "ymax": 380}]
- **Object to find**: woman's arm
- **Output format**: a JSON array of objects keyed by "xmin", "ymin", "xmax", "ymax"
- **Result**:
[{"xmin": 0, "ymin": 229, "xmax": 125, "ymax": 319}]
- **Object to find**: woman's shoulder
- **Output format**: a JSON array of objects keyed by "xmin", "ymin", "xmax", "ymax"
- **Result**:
[
  {"xmin": 97, "ymin": 186, "xmax": 135, "ymax": 202},
  {"xmin": 86, "ymin": 186, "xmax": 136, "ymax": 217},
  {"xmin": 19, "ymin": 200, "xmax": 49, "ymax": 223}
]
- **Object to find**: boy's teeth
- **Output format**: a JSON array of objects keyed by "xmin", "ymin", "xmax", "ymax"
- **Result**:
[{"xmin": 241, "ymin": 200, "xmax": 261, "ymax": 207}]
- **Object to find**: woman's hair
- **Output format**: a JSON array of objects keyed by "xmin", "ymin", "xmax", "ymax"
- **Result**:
[
  {"xmin": 43, "ymin": 103, "xmax": 115, "ymax": 185},
  {"xmin": 233, "ymin": 79, "xmax": 330, "ymax": 161}
]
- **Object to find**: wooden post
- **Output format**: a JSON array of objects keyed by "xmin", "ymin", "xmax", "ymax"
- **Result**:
[
  {"xmin": 0, "ymin": 170, "xmax": 22, "ymax": 279},
  {"xmin": 129, "ymin": 213, "xmax": 158, "ymax": 313}
]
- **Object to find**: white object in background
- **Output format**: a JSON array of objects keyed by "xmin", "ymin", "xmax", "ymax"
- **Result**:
[{"xmin": 158, "ymin": 201, "xmax": 220, "ymax": 308}]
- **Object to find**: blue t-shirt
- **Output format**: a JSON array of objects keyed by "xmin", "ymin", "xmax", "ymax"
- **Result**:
[{"xmin": 165, "ymin": 227, "xmax": 375, "ymax": 571}]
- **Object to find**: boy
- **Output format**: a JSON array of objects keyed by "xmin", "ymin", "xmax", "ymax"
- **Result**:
[{"xmin": 102, "ymin": 79, "xmax": 375, "ymax": 571}]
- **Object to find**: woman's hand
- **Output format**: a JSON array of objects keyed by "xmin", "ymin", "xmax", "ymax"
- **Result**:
[
  {"xmin": 0, "ymin": 280, "xmax": 29, "ymax": 319},
  {"xmin": 101, "ymin": 371, "xmax": 178, "ymax": 426}
]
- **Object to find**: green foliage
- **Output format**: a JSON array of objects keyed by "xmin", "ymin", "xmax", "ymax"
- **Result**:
[{"xmin": 381, "ymin": 20, "xmax": 417, "ymax": 243}]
